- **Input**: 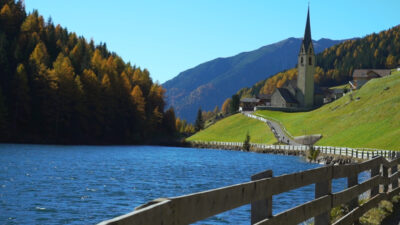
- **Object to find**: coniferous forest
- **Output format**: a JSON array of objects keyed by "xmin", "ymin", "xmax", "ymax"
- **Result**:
[{"xmin": 0, "ymin": 1, "xmax": 193, "ymax": 144}]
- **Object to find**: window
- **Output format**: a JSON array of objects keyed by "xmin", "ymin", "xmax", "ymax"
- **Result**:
[
  {"xmin": 301, "ymin": 57, "xmax": 304, "ymax": 64},
  {"xmin": 309, "ymin": 57, "xmax": 312, "ymax": 65}
]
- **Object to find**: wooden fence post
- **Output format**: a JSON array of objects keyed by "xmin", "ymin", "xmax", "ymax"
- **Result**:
[
  {"xmin": 371, "ymin": 163, "xmax": 380, "ymax": 197},
  {"xmin": 392, "ymin": 164, "xmax": 398, "ymax": 189},
  {"xmin": 315, "ymin": 178, "xmax": 332, "ymax": 225},
  {"xmin": 348, "ymin": 174, "xmax": 359, "ymax": 210},
  {"xmin": 251, "ymin": 170, "xmax": 273, "ymax": 224},
  {"xmin": 383, "ymin": 165, "xmax": 389, "ymax": 193}
]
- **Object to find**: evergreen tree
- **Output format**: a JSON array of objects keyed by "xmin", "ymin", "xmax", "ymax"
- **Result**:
[
  {"xmin": 13, "ymin": 64, "xmax": 31, "ymax": 134},
  {"xmin": 243, "ymin": 132, "xmax": 251, "ymax": 151},
  {"xmin": 195, "ymin": 108, "xmax": 204, "ymax": 132},
  {"xmin": 230, "ymin": 94, "xmax": 240, "ymax": 114},
  {"xmin": 163, "ymin": 107, "xmax": 176, "ymax": 132}
]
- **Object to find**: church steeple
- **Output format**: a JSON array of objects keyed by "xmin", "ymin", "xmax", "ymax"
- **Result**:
[
  {"xmin": 296, "ymin": 6, "xmax": 315, "ymax": 108},
  {"xmin": 302, "ymin": 6, "xmax": 312, "ymax": 51}
]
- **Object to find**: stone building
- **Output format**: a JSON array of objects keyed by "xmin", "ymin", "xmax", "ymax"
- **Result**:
[{"xmin": 270, "ymin": 7, "xmax": 316, "ymax": 109}]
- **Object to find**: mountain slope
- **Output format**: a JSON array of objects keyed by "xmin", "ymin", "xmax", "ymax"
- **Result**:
[
  {"xmin": 189, "ymin": 71, "xmax": 400, "ymax": 150},
  {"xmin": 187, "ymin": 113, "xmax": 276, "ymax": 144},
  {"xmin": 237, "ymin": 25, "xmax": 400, "ymax": 99},
  {"xmin": 163, "ymin": 38, "xmax": 344, "ymax": 122},
  {"xmin": 255, "ymin": 70, "xmax": 400, "ymax": 150}
]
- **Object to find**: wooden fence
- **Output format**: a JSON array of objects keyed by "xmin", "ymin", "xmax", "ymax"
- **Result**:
[
  {"xmin": 190, "ymin": 140, "xmax": 400, "ymax": 160},
  {"xmin": 98, "ymin": 156, "xmax": 400, "ymax": 225}
]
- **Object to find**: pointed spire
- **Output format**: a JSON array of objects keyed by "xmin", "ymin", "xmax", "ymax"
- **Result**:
[{"xmin": 302, "ymin": 6, "xmax": 312, "ymax": 51}]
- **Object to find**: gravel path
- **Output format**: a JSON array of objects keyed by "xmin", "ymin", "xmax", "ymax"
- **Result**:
[{"xmin": 243, "ymin": 111, "xmax": 301, "ymax": 146}]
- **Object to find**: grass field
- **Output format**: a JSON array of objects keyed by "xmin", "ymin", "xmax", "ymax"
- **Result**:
[
  {"xmin": 187, "ymin": 113, "xmax": 276, "ymax": 144},
  {"xmin": 256, "ymin": 72, "xmax": 400, "ymax": 150}
]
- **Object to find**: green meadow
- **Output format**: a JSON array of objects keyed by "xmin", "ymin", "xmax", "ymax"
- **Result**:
[
  {"xmin": 187, "ymin": 113, "xmax": 276, "ymax": 144},
  {"xmin": 257, "ymin": 72, "xmax": 400, "ymax": 150},
  {"xmin": 189, "ymin": 72, "xmax": 400, "ymax": 150}
]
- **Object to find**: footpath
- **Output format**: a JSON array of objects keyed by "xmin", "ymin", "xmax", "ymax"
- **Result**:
[{"xmin": 243, "ymin": 112, "xmax": 301, "ymax": 145}]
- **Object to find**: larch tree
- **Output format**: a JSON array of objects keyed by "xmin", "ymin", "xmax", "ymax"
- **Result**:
[
  {"xmin": 221, "ymin": 98, "xmax": 231, "ymax": 115},
  {"xmin": 13, "ymin": 64, "xmax": 31, "ymax": 133},
  {"xmin": 131, "ymin": 85, "xmax": 146, "ymax": 119}
]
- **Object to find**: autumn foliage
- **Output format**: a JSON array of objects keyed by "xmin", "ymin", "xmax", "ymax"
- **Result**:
[
  {"xmin": 238, "ymin": 25, "xmax": 400, "ymax": 98},
  {"xmin": 0, "ymin": 1, "xmax": 185, "ymax": 144}
]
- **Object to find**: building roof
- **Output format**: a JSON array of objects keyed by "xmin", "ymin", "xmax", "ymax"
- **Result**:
[
  {"xmin": 276, "ymin": 88, "xmax": 298, "ymax": 104},
  {"xmin": 353, "ymin": 69, "xmax": 391, "ymax": 78},
  {"xmin": 240, "ymin": 98, "xmax": 260, "ymax": 103},
  {"xmin": 256, "ymin": 94, "xmax": 272, "ymax": 100},
  {"xmin": 302, "ymin": 7, "xmax": 313, "ymax": 51},
  {"xmin": 284, "ymin": 79, "xmax": 297, "ymax": 89}
]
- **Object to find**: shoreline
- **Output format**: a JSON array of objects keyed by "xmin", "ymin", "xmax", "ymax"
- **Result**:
[{"xmin": 190, "ymin": 142, "xmax": 360, "ymax": 165}]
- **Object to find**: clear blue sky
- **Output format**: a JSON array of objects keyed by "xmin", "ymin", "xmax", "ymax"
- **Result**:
[{"xmin": 25, "ymin": 0, "xmax": 400, "ymax": 83}]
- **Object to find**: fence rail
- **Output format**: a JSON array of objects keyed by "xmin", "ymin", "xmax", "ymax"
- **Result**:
[
  {"xmin": 98, "ymin": 156, "xmax": 400, "ymax": 225},
  {"xmin": 190, "ymin": 140, "xmax": 400, "ymax": 160}
]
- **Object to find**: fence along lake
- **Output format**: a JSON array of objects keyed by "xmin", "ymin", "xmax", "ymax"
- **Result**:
[{"xmin": 0, "ymin": 145, "xmax": 368, "ymax": 224}]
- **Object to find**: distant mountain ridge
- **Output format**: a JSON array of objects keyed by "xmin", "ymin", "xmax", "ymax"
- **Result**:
[{"xmin": 163, "ymin": 37, "xmax": 345, "ymax": 122}]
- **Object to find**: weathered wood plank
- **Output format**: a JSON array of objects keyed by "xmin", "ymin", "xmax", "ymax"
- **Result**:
[
  {"xmin": 332, "ymin": 176, "xmax": 380, "ymax": 207},
  {"xmin": 347, "ymin": 174, "xmax": 358, "ymax": 210},
  {"xmin": 332, "ymin": 157, "xmax": 381, "ymax": 179},
  {"xmin": 333, "ymin": 193, "xmax": 386, "ymax": 225},
  {"xmin": 98, "ymin": 155, "xmax": 400, "ymax": 225},
  {"xmin": 251, "ymin": 170, "xmax": 273, "ymax": 224},
  {"xmin": 255, "ymin": 196, "xmax": 331, "ymax": 225},
  {"xmin": 315, "ymin": 179, "xmax": 332, "ymax": 225},
  {"xmin": 98, "ymin": 199, "xmax": 173, "ymax": 225},
  {"xmin": 169, "ymin": 166, "xmax": 332, "ymax": 224}
]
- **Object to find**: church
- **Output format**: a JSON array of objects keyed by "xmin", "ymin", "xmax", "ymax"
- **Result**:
[
  {"xmin": 270, "ymin": 7, "xmax": 324, "ymax": 109},
  {"xmin": 239, "ymin": 7, "xmax": 326, "ymax": 112}
]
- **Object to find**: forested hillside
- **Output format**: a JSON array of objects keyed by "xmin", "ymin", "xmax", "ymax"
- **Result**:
[
  {"xmin": 0, "ymin": 1, "xmax": 182, "ymax": 144},
  {"xmin": 237, "ymin": 25, "xmax": 400, "ymax": 98},
  {"xmin": 163, "ymin": 38, "xmax": 343, "ymax": 122}
]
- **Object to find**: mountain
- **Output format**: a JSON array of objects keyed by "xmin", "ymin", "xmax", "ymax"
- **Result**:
[
  {"xmin": 163, "ymin": 38, "xmax": 345, "ymax": 122},
  {"xmin": 237, "ymin": 25, "xmax": 400, "ymax": 99}
]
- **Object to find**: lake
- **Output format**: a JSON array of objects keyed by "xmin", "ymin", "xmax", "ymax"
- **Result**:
[{"xmin": 0, "ymin": 145, "xmax": 365, "ymax": 224}]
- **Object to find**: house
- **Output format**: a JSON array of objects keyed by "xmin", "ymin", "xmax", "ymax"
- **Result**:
[
  {"xmin": 239, "ymin": 98, "xmax": 260, "ymax": 111},
  {"xmin": 256, "ymin": 94, "xmax": 272, "ymax": 106},
  {"xmin": 352, "ymin": 69, "xmax": 391, "ymax": 89}
]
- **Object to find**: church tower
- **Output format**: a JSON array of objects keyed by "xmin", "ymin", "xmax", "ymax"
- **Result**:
[{"xmin": 297, "ymin": 7, "xmax": 315, "ymax": 108}]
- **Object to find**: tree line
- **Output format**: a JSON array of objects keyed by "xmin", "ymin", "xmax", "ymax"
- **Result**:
[{"xmin": 0, "ymin": 1, "xmax": 193, "ymax": 144}]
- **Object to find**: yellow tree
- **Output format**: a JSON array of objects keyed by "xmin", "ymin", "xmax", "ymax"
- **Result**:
[
  {"xmin": 386, "ymin": 54, "xmax": 396, "ymax": 68},
  {"xmin": 221, "ymin": 98, "xmax": 231, "ymax": 115},
  {"xmin": 131, "ymin": 85, "xmax": 146, "ymax": 119}
]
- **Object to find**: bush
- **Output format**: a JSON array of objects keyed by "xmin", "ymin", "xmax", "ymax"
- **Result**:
[{"xmin": 243, "ymin": 132, "xmax": 251, "ymax": 151}]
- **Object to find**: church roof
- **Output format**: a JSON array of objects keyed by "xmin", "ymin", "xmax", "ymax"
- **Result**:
[
  {"xmin": 256, "ymin": 94, "xmax": 272, "ymax": 100},
  {"xmin": 240, "ymin": 97, "xmax": 260, "ymax": 103},
  {"xmin": 302, "ymin": 7, "xmax": 313, "ymax": 51},
  {"xmin": 276, "ymin": 88, "xmax": 298, "ymax": 104}
]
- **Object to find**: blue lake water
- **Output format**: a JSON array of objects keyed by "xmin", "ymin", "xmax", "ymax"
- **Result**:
[{"xmin": 0, "ymin": 145, "xmax": 368, "ymax": 224}]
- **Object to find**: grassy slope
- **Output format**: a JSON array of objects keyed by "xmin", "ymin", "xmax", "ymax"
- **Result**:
[
  {"xmin": 256, "ymin": 72, "xmax": 400, "ymax": 150},
  {"xmin": 187, "ymin": 113, "xmax": 276, "ymax": 144}
]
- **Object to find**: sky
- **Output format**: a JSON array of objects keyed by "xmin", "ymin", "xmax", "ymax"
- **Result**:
[{"xmin": 25, "ymin": 0, "xmax": 400, "ymax": 83}]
